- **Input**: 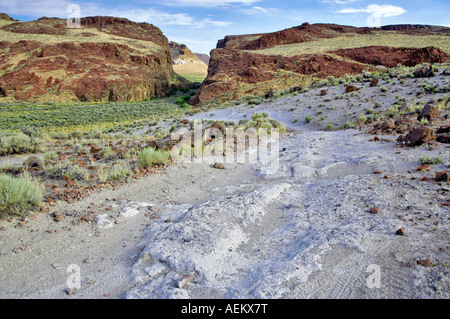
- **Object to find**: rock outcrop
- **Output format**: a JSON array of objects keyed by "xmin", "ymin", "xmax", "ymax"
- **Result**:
[
  {"xmin": 0, "ymin": 15, "xmax": 176, "ymax": 102},
  {"xmin": 191, "ymin": 23, "xmax": 450, "ymax": 106},
  {"xmin": 169, "ymin": 41, "xmax": 208, "ymax": 82}
]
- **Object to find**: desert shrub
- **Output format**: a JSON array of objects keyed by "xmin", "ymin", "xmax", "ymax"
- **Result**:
[
  {"xmin": 44, "ymin": 151, "xmax": 59, "ymax": 163},
  {"xmin": 247, "ymin": 98, "xmax": 262, "ymax": 105},
  {"xmin": 64, "ymin": 165, "xmax": 89, "ymax": 181},
  {"xmin": 380, "ymin": 86, "xmax": 388, "ymax": 92},
  {"xmin": 343, "ymin": 122, "xmax": 356, "ymax": 129},
  {"xmin": 387, "ymin": 105, "xmax": 400, "ymax": 118},
  {"xmin": 0, "ymin": 131, "xmax": 42, "ymax": 155},
  {"xmin": 138, "ymin": 148, "xmax": 171, "ymax": 168},
  {"xmin": 0, "ymin": 173, "xmax": 43, "ymax": 217},
  {"xmin": 106, "ymin": 164, "xmax": 132, "ymax": 180},
  {"xmin": 101, "ymin": 146, "xmax": 116, "ymax": 160},
  {"xmin": 327, "ymin": 76, "xmax": 339, "ymax": 86},
  {"xmin": 249, "ymin": 112, "xmax": 286, "ymax": 133},
  {"xmin": 419, "ymin": 156, "xmax": 444, "ymax": 165},
  {"xmin": 153, "ymin": 128, "xmax": 170, "ymax": 139},
  {"xmin": 47, "ymin": 164, "xmax": 67, "ymax": 179},
  {"xmin": 20, "ymin": 125, "xmax": 43, "ymax": 138},
  {"xmin": 305, "ymin": 116, "xmax": 312, "ymax": 124}
]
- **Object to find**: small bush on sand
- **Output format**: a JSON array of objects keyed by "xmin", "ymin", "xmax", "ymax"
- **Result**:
[
  {"xmin": 419, "ymin": 156, "xmax": 444, "ymax": 165},
  {"xmin": 106, "ymin": 163, "xmax": 132, "ymax": 181},
  {"xmin": 0, "ymin": 131, "xmax": 42, "ymax": 155},
  {"xmin": 0, "ymin": 173, "xmax": 43, "ymax": 217},
  {"xmin": 138, "ymin": 148, "xmax": 171, "ymax": 168}
]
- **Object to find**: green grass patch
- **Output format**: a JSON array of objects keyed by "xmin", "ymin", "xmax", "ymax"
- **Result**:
[
  {"xmin": 0, "ymin": 173, "xmax": 43, "ymax": 217},
  {"xmin": 138, "ymin": 148, "xmax": 172, "ymax": 168},
  {"xmin": 419, "ymin": 156, "xmax": 444, "ymax": 165}
]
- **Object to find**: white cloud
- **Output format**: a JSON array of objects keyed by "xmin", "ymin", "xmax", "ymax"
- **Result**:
[
  {"xmin": 322, "ymin": 0, "xmax": 360, "ymax": 4},
  {"xmin": 0, "ymin": 0, "xmax": 231, "ymax": 28},
  {"xmin": 238, "ymin": 5, "xmax": 276, "ymax": 15},
  {"xmin": 337, "ymin": 4, "xmax": 406, "ymax": 17}
]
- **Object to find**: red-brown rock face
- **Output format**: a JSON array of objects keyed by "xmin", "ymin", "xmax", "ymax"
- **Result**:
[
  {"xmin": 192, "ymin": 23, "xmax": 450, "ymax": 106},
  {"xmin": 0, "ymin": 15, "xmax": 175, "ymax": 102}
]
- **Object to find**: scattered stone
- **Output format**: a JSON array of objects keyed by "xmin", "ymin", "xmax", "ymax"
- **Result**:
[
  {"xmin": 379, "ymin": 121, "xmax": 396, "ymax": 131},
  {"xmin": 46, "ymin": 229, "xmax": 57, "ymax": 234},
  {"xmin": 370, "ymin": 78, "xmax": 379, "ymax": 87},
  {"xmin": 403, "ymin": 126, "xmax": 434, "ymax": 147},
  {"xmin": 51, "ymin": 263, "xmax": 64, "ymax": 270},
  {"xmin": 369, "ymin": 207, "xmax": 380, "ymax": 214},
  {"xmin": 395, "ymin": 227, "xmax": 405, "ymax": 236},
  {"xmin": 83, "ymin": 257, "xmax": 99, "ymax": 264},
  {"xmin": 346, "ymin": 85, "xmax": 357, "ymax": 93},
  {"xmin": 264, "ymin": 90, "xmax": 274, "ymax": 99},
  {"xmin": 417, "ymin": 164, "xmax": 430, "ymax": 171},
  {"xmin": 436, "ymin": 135, "xmax": 450, "ymax": 144},
  {"xmin": 81, "ymin": 214, "xmax": 95, "ymax": 223},
  {"xmin": 320, "ymin": 89, "xmax": 327, "ymax": 96},
  {"xmin": 213, "ymin": 163, "xmax": 226, "ymax": 170},
  {"xmin": 435, "ymin": 171, "xmax": 450, "ymax": 182},
  {"xmin": 435, "ymin": 125, "xmax": 450, "ymax": 134},
  {"xmin": 417, "ymin": 259, "xmax": 433, "ymax": 267},
  {"xmin": 374, "ymin": 170, "xmax": 382, "ymax": 174},
  {"xmin": 384, "ymin": 175, "xmax": 393, "ymax": 179},
  {"xmin": 95, "ymin": 214, "xmax": 114, "ymax": 229},
  {"xmin": 89, "ymin": 146, "xmax": 102, "ymax": 153},
  {"xmin": 417, "ymin": 102, "xmax": 440, "ymax": 122},
  {"xmin": 65, "ymin": 288, "xmax": 76, "ymax": 295},
  {"xmin": 414, "ymin": 65, "xmax": 434, "ymax": 78},
  {"xmin": 177, "ymin": 274, "xmax": 194, "ymax": 289},
  {"xmin": 23, "ymin": 156, "xmax": 43, "ymax": 169},
  {"xmin": 53, "ymin": 212, "xmax": 64, "ymax": 222}
]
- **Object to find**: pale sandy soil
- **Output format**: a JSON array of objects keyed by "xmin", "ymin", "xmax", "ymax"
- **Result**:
[{"xmin": 0, "ymin": 71, "xmax": 449, "ymax": 299}]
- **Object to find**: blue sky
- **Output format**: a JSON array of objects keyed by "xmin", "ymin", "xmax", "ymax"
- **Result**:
[{"xmin": 1, "ymin": 0, "xmax": 449, "ymax": 54}]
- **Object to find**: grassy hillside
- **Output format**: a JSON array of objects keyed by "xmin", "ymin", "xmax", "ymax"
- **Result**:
[{"xmin": 243, "ymin": 32, "xmax": 450, "ymax": 57}]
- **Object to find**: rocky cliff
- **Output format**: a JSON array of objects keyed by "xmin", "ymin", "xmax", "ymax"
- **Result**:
[
  {"xmin": 191, "ymin": 23, "xmax": 450, "ymax": 106},
  {"xmin": 169, "ymin": 41, "xmax": 208, "ymax": 82},
  {"xmin": 0, "ymin": 15, "xmax": 176, "ymax": 102}
]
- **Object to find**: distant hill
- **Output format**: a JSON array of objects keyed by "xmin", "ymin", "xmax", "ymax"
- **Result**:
[
  {"xmin": 194, "ymin": 53, "xmax": 210, "ymax": 66},
  {"xmin": 191, "ymin": 23, "xmax": 450, "ymax": 106},
  {"xmin": 0, "ymin": 14, "xmax": 181, "ymax": 102},
  {"xmin": 169, "ymin": 41, "xmax": 208, "ymax": 83}
]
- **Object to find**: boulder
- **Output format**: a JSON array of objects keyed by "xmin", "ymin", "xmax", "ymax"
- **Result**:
[
  {"xmin": 417, "ymin": 102, "xmax": 440, "ymax": 122},
  {"xmin": 265, "ymin": 90, "xmax": 274, "ymax": 99},
  {"xmin": 370, "ymin": 78, "xmax": 379, "ymax": 87},
  {"xmin": 436, "ymin": 135, "xmax": 450, "ymax": 144},
  {"xmin": 435, "ymin": 125, "xmax": 450, "ymax": 134},
  {"xmin": 379, "ymin": 121, "xmax": 396, "ymax": 131},
  {"xmin": 403, "ymin": 126, "xmax": 434, "ymax": 147},
  {"xmin": 435, "ymin": 171, "xmax": 450, "ymax": 182},
  {"xmin": 23, "ymin": 156, "xmax": 43, "ymax": 169},
  {"xmin": 346, "ymin": 85, "xmax": 358, "ymax": 93},
  {"xmin": 414, "ymin": 65, "xmax": 434, "ymax": 78}
]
